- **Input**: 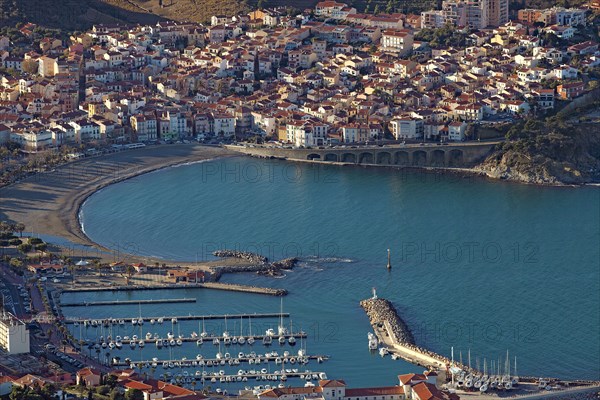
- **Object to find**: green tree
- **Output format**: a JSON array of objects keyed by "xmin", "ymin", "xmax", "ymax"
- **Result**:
[
  {"xmin": 18, "ymin": 243, "xmax": 32, "ymax": 254},
  {"xmin": 385, "ymin": 0, "xmax": 393, "ymax": 13},
  {"xmin": 124, "ymin": 265, "xmax": 136, "ymax": 285},
  {"xmin": 14, "ymin": 223, "xmax": 25, "ymax": 237},
  {"xmin": 125, "ymin": 389, "xmax": 144, "ymax": 400},
  {"xmin": 22, "ymin": 59, "xmax": 38, "ymax": 75},
  {"xmin": 35, "ymin": 243, "xmax": 48, "ymax": 252},
  {"xmin": 29, "ymin": 237, "xmax": 43, "ymax": 245},
  {"xmin": 109, "ymin": 388, "xmax": 125, "ymax": 400}
]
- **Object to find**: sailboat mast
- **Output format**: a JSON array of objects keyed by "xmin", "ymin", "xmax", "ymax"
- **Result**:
[{"xmin": 451, "ymin": 347, "xmax": 455, "ymax": 386}]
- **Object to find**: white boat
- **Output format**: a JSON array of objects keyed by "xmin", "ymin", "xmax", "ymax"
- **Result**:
[
  {"xmin": 263, "ymin": 336, "xmax": 272, "ymax": 346},
  {"xmin": 278, "ymin": 336, "xmax": 286, "ymax": 345},
  {"xmin": 157, "ymin": 317, "xmax": 164, "ymax": 324},
  {"xmin": 150, "ymin": 319, "xmax": 155, "ymax": 325},
  {"xmin": 156, "ymin": 339, "xmax": 162, "ymax": 348},
  {"xmin": 480, "ymin": 383, "xmax": 488, "ymax": 392},
  {"xmin": 171, "ymin": 318, "xmax": 177, "ymax": 324},
  {"xmin": 139, "ymin": 340, "xmax": 145, "ymax": 348},
  {"xmin": 378, "ymin": 347, "xmax": 388, "ymax": 357},
  {"xmin": 197, "ymin": 338, "xmax": 203, "ymax": 346},
  {"xmin": 368, "ymin": 332, "xmax": 378, "ymax": 350}
]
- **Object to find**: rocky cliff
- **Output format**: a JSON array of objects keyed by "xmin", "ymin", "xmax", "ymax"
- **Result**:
[{"xmin": 475, "ymin": 118, "xmax": 600, "ymax": 185}]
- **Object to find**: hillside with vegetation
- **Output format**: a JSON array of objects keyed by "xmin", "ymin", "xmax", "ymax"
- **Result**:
[
  {"xmin": 476, "ymin": 100, "xmax": 600, "ymax": 185},
  {"xmin": 2, "ymin": 0, "xmax": 589, "ymax": 30},
  {"xmin": 0, "ymin": 0, "xmax": 253, "ymax": 29}
]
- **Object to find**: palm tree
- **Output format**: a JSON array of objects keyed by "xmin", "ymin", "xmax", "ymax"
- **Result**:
[
  {"xmin": 93, "ymin": 259, "xmax": 101, "ymax": 276},
  {"xmin": 14, "ymin": 223, "xmax": 25, "ymax": 238},
  {"xmin": 124, "ymin": 265, "xmax": 136, "ymax": 285}
]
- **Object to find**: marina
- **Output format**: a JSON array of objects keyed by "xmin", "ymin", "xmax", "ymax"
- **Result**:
[
  {"xmin": 59, "ymin": 298, "xmax": 197, "ymax": 306},
  {"xmin": 63, "ymin": 312, "xmax": 290, "ymax": 325},
  {"xmin": 109, "ymin": 353, "xmax": 329, "ymax": 367},
  {"xmin": 115, "ymin": 333, "xmax": 308, "ymax": 345}
]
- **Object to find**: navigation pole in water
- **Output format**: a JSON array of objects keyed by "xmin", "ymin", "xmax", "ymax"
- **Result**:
[{"xmin": 386, "ymin": 248, "xmax": 392, "ymax": 270}]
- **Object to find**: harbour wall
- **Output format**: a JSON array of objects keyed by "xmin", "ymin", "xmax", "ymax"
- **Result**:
[
  {"xmin": 361, "ymin": 296, "xmax": 476, "ymax": 372},
  {"xmin": 225, "ymin": 142, "xmax": 498, "ymax": 168}
]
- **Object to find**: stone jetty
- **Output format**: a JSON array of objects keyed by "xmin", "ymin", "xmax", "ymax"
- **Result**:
[
  {"xmin": 210, "ymin": 256, "xmax": 299, "ymax": 280},
  {"xmin": 361, "ymin": 296, "xmax": 478, "ymax": 373},
  {"xmin": 360, "ymin": 297, "xmax": 415, "ymax": 345},
  {"xmin": 213, "ymin": 249, "xmax": 268, "ymax": 264}
]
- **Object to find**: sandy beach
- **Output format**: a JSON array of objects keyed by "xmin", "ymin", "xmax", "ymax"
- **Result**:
[{"xmin": 0, "ymin": 144, "xmax": 235, "ymax": 261}]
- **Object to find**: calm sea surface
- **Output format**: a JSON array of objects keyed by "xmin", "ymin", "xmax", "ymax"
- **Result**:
[{"xmin": 72, "ymin": 156, "xmax": 600, "ymax": 388}]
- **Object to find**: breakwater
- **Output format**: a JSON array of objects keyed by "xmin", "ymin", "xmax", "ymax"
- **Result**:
[
  {"xmin": 60, "ymin": 282, "xmax": 286, "ymax": 296},
  {"xmin": 196, "ymin": 282, "xmax": 287, "ymax": 296},
  {"xmin": 213, "ymin": 249, "xmax": 268, "ymax": 264},
  {"xmin": 60, "ymin": 298, "xmax": 196, "ymax": 306},
  {"xmin": 360, "ymin": 297, "xmax": 415, "ymax": 344},
  {"xmin": 361, "ymin": 296, "xmax": 477, "ymax": 372},
  {"xmin": 210, "ymin": 257, "xmax": 298, "ymax": 280}
]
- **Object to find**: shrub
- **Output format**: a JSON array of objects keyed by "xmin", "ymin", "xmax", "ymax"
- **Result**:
[
  {"xmin": 28, "ymin": 237, "xmax": 43, "ymax": 245},
  {"xmin": 17, "ymin": 243, "xmax": 32, "ymax": 253}
]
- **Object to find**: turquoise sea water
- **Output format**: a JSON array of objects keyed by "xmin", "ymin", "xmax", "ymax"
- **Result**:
[{"xmin": 73, "ymin": 156, "xmax": 600, "ymax": 387}]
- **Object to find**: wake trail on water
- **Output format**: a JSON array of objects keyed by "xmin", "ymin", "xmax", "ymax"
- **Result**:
[{"xmin": 300, "ymin": 256, "xmax": 355, "ymax": 263}]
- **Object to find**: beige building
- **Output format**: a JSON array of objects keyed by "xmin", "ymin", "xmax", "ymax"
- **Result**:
[
  {"xmin": 38, "ymin": 56, "xmax": 58, "ymax": 77},
  {"xmin": 0, "ymin": 311, "xmax": 30, "ymax": 354}
]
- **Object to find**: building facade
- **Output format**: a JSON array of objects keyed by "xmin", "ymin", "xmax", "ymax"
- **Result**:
[{"xmin": 0, "ymin": 312, "xmax": 30, "ymax": 354}]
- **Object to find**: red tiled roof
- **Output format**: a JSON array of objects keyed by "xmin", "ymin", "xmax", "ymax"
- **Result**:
[
  {"xmin": 319, "ymin": 379, "xmax": 347, "ymax": 387},
  {"xmin": 346, "ymin": 386, "xmax": 405, "ymax": 396},
  {"xmin": 124, "ymin": 380, "xmax": 153, "ymax": 391},
  {"xmin": 398, "ymin": 373, "xmax": 427, "ymax": 385}
]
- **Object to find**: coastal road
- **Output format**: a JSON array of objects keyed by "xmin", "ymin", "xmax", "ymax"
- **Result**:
[{"xmin": 0, "ymin": 262, "xmax": 28, "ymax": 318}]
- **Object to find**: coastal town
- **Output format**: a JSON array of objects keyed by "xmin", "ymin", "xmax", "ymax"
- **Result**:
[
  {"xmin": 1, "ymin": 0, "xmax": 600, "ymax": 398},
  {"xmin": 0, "ymin": 0, "xmax": 598, "ymax": 161}
]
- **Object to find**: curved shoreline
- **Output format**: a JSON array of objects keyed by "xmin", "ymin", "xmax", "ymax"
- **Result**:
[
  {"xmin": 74, "ymin": 156, "xmax": 229, "ymax": 254},
  {"xmin": 0, "ymin": 144, "xmax": 236, "ymax": 262}
]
